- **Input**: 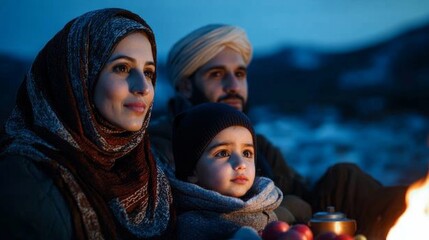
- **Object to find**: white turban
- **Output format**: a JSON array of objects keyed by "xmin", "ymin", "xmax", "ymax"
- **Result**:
[{"xmin": 167, "ymin": 24, "xmax": 253, "ymax": 88}]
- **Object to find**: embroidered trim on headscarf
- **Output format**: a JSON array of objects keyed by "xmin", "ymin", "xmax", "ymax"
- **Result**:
[{"xmin": 59, "ymin": 165, "xmax": 104, "ymax": 240}]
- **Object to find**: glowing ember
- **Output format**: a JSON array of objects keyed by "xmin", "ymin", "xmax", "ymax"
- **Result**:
[{"xmin": 386, "ymin": 174, "xmax": 429, "ymax": 239}]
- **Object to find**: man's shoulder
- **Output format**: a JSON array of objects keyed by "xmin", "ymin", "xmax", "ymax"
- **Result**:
[
  {"xmin": 256, "ymin": 133, "xmax": 269, "ymax": 142},
  {"xmin": 255, "ymin": 133, "xmax": 276, "ymax": 149}
]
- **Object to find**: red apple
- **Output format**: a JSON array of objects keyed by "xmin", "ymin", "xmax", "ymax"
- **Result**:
[
  {"xmin": 316, "ymin": 232, "xmax": 337, "ymax": 240},
  {"xmin": 289, "ymin": 224, "xmax": 313, "ymax": 240},
  {"xmin": 277, "ymin": 229, "xmax": 306, "ymax": 240},
  {"xmin": 333, "ymin": 234, "xmax": 353, "ymax": 240},
  {"xmin": 261, "ymin": 220, "xmax": 290, "ymax": 240}
]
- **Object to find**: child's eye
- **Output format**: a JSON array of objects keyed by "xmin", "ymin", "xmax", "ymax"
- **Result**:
[
  {"xmin": 113, "ymin": 64, "xmax": 130, "ymax": 73},
  {"xmin": 214, "ymin": 150, "xmax": 230, "ymax": 158},
  {"xmin": 243, "ymin": 150, "xmax": 254, "ymax": 158}
]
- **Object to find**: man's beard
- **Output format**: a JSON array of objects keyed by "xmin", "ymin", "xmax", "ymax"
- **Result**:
[{"xmin": 188, "ymin": 82, "xmax": 248, "ymax": 114}]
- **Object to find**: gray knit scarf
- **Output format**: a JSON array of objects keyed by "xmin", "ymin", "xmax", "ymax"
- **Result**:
[{"xmin": 167, "ymin": 168, "xmax": 282, "ymax": 240}]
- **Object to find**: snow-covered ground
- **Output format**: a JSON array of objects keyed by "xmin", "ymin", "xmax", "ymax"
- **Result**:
[{"xmin": 249, "ymin": 106, "xmax": 429, "ymax": 187}]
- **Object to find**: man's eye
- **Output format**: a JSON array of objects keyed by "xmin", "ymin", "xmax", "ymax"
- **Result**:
[
  {"xmin": 209, "ymin": 71, "xmax": 223, "ymax": 78},
  {"xmin": 113, "ymin": 64, "xmax": 130, "ymax": 73}
]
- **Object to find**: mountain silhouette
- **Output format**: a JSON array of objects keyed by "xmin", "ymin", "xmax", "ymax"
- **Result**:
[{"xmin": 247, "ymin": 21, "xmax": 429, "ymax": 119}]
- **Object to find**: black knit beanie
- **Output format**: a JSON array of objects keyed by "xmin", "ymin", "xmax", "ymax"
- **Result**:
[{"xmin": 172, "ymin": 102, "xmax": 257, "ymax": 181}]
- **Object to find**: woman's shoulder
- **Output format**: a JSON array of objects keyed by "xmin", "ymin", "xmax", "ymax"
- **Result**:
[
  {"xmin": 0, "ymin": 154, "xmax": 58, "ymax": 192},
  {"xmin": 0, "ymin": 155, "xmax": 73, "ymax": 239}
]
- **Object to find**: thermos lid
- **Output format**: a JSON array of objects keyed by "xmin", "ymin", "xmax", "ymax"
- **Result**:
[{"xmin": 312, "ymin": 206, "xmax": 348, "ymax": 221}]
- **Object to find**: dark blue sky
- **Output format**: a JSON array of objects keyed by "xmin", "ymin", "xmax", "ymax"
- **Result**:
[{"xmin": 1, "ymin": 0, "xmax": 429, "ymax": 61}]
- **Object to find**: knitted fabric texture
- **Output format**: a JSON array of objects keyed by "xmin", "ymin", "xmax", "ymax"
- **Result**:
[
  {"xmin": 0, "ymin": 8, "xmax": 172, "ymax": 239},
  {"xmin": 166, "ymin": 24, "xmax": 252, "ymax": 88},
  {"xmin": 172, "ymin": 102, "xmax": 256, "ymax": 181},
  {"xmin": 168, "ymin": 175, "xmax": 282, "ymax": 240}
]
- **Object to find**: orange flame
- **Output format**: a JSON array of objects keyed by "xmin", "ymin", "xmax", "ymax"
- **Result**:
[{"xmin": 386, "ymin": 174, "xmax": 429, "ymax": 239}]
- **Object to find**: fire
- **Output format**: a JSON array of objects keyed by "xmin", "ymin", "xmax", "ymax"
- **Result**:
[{"xmin": 386, "ymin": 174, "xmax": 429, "ymax": 239}]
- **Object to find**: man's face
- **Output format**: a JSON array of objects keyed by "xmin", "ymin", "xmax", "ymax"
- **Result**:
[{"xmin": 186, "ymin": 48, "xmax": 248, "ymax": 112}]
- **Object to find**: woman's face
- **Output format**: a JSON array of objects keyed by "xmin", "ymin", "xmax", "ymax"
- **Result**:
[
  {"xmin": 191, "ymin": 126, "xmax": 255, "ymax": 198},
  {"xmin": 94, "ymin": 32, "xmax": 155, "ymax": 131}
]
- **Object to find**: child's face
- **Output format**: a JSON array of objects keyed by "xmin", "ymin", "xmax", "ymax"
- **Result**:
[{"xmin": 190, "ymin": 126, "xmax": 255, "ymax": 198}]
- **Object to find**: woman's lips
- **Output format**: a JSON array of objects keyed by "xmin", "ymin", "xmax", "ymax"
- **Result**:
[{"xmin": 124, "ymin": 102, "xmax": 147, "ymax": 113}]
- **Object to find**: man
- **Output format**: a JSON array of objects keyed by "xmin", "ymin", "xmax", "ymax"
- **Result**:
[{"xmin": 149, "ymin": 24, "xmax": 407, "ymax": 238}]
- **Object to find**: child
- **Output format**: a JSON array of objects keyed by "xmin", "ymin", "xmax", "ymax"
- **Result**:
[{"xmin": 168, "ymin": 102, "xmax": 289, "ymax": 239}]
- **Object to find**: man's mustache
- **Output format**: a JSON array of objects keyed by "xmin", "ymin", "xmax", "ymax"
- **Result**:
[{"xmin": 217, "ymin": 94, "xmax": 245, "ymax": 103}]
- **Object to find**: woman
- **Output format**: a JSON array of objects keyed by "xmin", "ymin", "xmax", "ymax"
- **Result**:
[{"xmin": 0, "ymin": 8, "xmax": 174, "ymax": 239}]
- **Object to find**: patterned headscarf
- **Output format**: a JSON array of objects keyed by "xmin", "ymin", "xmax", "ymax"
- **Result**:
[
  {"xmin": 167, "ymin": 24, "xmax": 253, "ymax": 89},
  {"xmin": 1, "ymin": 8, "xmax": 172, "ymax": 239}
]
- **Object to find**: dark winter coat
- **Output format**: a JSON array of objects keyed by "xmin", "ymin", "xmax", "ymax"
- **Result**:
[{"xmin": 0, "ymin": 155, "xmax": 72, "ymax": 239}]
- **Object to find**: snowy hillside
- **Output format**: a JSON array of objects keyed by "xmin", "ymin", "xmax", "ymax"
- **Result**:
[{"xmin": 250, "ymin": 106, "xmax": 429, "ymax": 186}]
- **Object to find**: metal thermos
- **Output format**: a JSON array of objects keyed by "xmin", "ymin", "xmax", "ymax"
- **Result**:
[{"xmin": 308, "ymin": 206, "xmax": 357, "ymax": 236}]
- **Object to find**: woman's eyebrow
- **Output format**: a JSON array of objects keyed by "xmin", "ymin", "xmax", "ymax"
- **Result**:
[
  {"xmin": 107, "ymin": 54, "xmax": 136, "ymax": 63},
  {"xmin": 107, "ymin": 55, "xmax": 155, "ymax": 68}
]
